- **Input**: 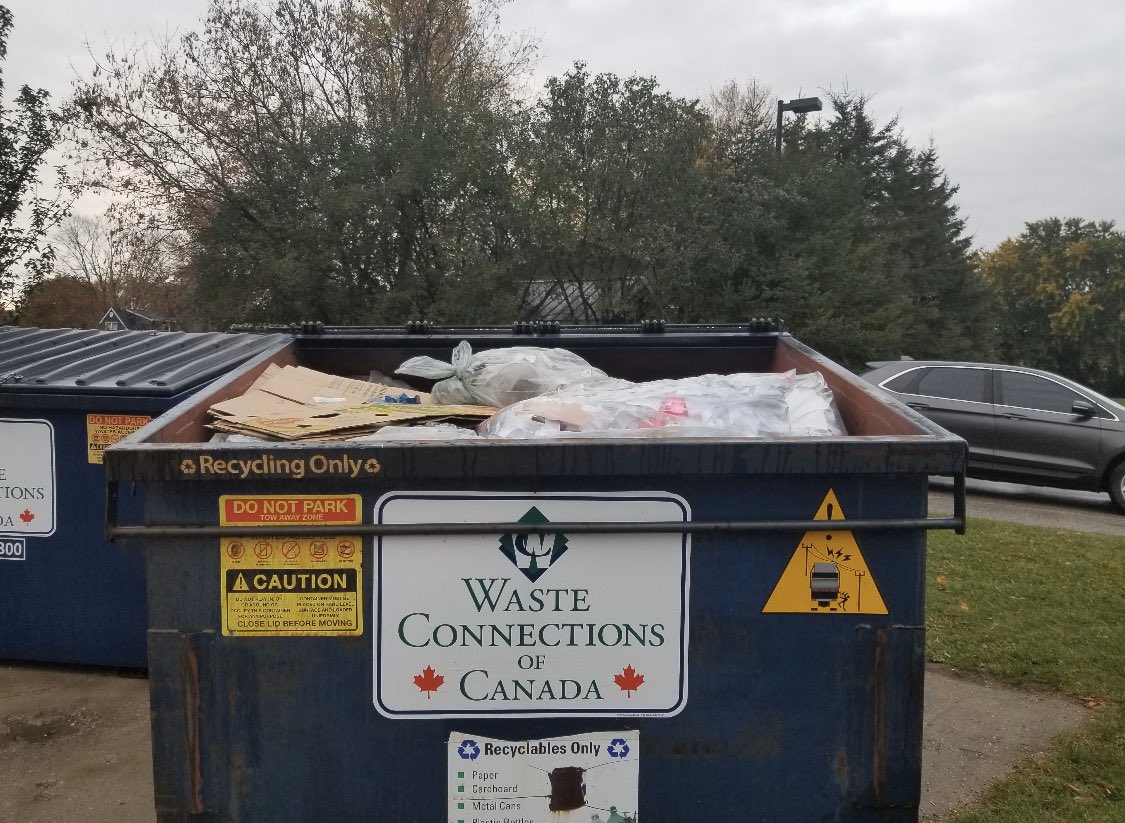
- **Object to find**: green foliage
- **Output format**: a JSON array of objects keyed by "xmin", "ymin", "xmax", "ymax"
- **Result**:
[
  {"xmin": 979, "ymin": 218, "xmax": 1125, "ymax": 394},
  {"xmin": 513, "ymin": 64, "xmax": 720, "ymax": 322},
  {"xmin": 74, "ymin": 0, "xmax": 532, "ymax": 327},
  {"xmin": 70, "ymin": 1, "xmax": 991, "ymax": 362},
  {"xmin": 0, "ymin": 6, "xmax": 69, "ymax": 303}
]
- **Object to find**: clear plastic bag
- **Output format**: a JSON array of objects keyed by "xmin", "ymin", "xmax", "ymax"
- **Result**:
[
  {"xmin": 479, "ymin": 372, "xmax": 799, "ymax": 439},
  {"xmin": 396, "ymin": 341, "xmax": 609, "ymax": 408}
]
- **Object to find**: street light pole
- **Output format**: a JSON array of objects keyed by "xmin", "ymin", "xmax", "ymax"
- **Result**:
[{"xmin": 776, "ymin": 96, "xmax": 824, "ymax": 164}]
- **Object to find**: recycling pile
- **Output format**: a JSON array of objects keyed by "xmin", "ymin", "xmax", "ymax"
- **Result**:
[
  {"xmin": 478, "ymin": 370, "xmax": 844, "ymax": 439},
  {"xmin": 206, "ymin": 343, "xmax": 846, "ymax": 442},
  {"xmin": 205, "ymin": 364, "xmax": 495, "ymax": 442}
]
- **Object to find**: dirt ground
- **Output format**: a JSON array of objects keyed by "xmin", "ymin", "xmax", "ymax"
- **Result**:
[
  {"xmin": 0, "ymin": 661, "xmax": 1086, "ymax": 822},
  {"xmin": 0, "ymin": 665, "xmax": 153, "ymax": 823}
]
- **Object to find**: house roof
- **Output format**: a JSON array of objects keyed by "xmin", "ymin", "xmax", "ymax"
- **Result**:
[{"xmin": 99, "ymin": 306, "xmax": 164, "ymax": 329}]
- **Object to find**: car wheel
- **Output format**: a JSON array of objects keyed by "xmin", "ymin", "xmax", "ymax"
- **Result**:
[{"xmin": 1110, "ymin": 463, "xmax": 1125, "ymax": 513}]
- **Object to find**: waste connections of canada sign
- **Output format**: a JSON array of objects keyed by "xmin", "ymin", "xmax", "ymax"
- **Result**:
[
  {"xmin": 374, "ymin": 492, "xmax": 690, "ymax": 718},
  {"xmin": 0, "ymin": 419, "xmax": 55, "ymax": 537}
]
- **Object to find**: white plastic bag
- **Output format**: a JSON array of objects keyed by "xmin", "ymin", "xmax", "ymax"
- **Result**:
[
  {"xmin": 785, "ymin": 372, "xmax": 846, "ymax": 436},
  {"xmin": 479, "ymin": 372, "xmax": 796, "ymax": 439},
  {"xmin": 396, "ymin": 342, "xmax": 609, "ymax": 408}
]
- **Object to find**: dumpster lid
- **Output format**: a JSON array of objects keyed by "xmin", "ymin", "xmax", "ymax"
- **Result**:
[{"xmin": 0, "ymin": 326, "xmax": 288, "ymax": 396}]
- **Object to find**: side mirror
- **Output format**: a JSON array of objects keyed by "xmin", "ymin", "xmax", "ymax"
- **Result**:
[{"xmin": 1071, "ymin": 400, "xmax": 1097, "ymax": 418}]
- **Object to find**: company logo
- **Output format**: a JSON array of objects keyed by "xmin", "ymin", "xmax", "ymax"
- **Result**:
[
  {"xmin": 498, "ymin": 507, "xmax": 569, "ymax": 582},
  {"xmin": 457, "ymin": 739, "xmax": 481, "ymax": 760},
  {"xmin": 607, "ymin": 738, "xmax": 630, "ymax": 759}
]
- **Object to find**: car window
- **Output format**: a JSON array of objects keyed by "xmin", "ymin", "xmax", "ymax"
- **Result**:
[
  {"xmin": 883, "ymin": 370, "xmax": 923, "ymax": 393},
  {"xmin": 998, "ymin": 371, "xmax": 1086, "ymax": 414},
  {"xmin": 890, "ymin": 367, "xmax": 989, "ymax": 403}
]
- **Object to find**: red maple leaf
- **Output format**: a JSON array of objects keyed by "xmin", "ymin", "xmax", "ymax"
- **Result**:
[
  {"xmin": 613, "ymin": 664, "xmax": 645, "ymax": 697},
  {"xmin": 413, "ymin": 665, "xmax": 444, "ymax": 698},
  {"xmin": 19, "ymin": 509, "xmax": 34, "ymax": 524}
]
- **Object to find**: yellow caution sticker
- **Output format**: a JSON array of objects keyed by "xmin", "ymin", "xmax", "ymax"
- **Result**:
[
  {"xmin": 86, "ymin": 414, "xmax": 151, "ymax": 464},
  {"xmin": 762, "ymin": 490, "xmax": 888, "ymax": 615},
  {"xmin": 221, "ymin": 536, "xmax": 363, "ymax": 636}
]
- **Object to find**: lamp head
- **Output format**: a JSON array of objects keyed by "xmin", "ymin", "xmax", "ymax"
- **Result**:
[{"xmin": 781, "ymin": 96, "xmax": 823, "ymax": 114}]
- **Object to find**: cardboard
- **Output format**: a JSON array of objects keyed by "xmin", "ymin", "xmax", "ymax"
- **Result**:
[
  {"xmin": 210, "ymin": 365, "xmax": 430, "ymax": 421},
  {"xmin": 205, "ymin": 365, "xmax": 485, "ymax": 441},
  {"xmin": 224, "ymin": 403, "xmax": 494, "ymax": 441}
]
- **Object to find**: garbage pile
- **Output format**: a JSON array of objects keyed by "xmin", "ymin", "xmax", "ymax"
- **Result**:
[
  {"xmin": 479, "ymin": 371, "xmax": 843, "ymax": 439},
  {"xmin": 206, "ymin": 343, "xmax": 846, "ymax": 442}
]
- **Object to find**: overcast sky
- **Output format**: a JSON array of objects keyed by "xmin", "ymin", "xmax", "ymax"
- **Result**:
[{"xmin": 6, "ymin": 0, "xmax": 1123, "ymax": 249}]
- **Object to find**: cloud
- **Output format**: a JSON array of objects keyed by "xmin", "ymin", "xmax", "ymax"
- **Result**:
[
  {"xmin": 503, "ymin": 0, "xmax": 1125, "ymax": 246},
  {"xmin": 6, "ymin": 0, "xmax": 1121, "ymax": 248}
]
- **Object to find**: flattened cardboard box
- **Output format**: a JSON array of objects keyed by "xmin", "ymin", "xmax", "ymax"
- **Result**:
[
  {"xmin": 226, "ymin": 403, "xmax": 495, "ymax": 440},
  {"xmin": 210, "ymin": 365, "xmax": 431, "ymax": 421}
]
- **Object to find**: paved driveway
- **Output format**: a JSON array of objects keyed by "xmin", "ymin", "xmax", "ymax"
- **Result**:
[{"xmin": 929, "ymin": 477, "xmax": 1125, "ymax": 536}]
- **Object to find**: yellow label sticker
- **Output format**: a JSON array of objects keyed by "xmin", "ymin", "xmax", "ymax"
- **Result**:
[
  {"xmin": 221, "ymin": 536, "xmax": 363, "ymax": 636},
  {"xmin": 86, "ymin": 414, "xmax": 151, "ymax": 464},
  {"xmin": 762, "ymin": 490, "xmax": 888, "ymax": 615}
]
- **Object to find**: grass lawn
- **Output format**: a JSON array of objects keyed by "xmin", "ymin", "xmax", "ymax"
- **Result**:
[{"xmin": 927, "ymin": 519, "xmax": 1125, "ymax": 822}]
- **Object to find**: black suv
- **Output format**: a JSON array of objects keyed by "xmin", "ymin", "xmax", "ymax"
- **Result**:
[{"xmin": 862, "ymin": 361, "xmax": 1125, "ymax": 512}]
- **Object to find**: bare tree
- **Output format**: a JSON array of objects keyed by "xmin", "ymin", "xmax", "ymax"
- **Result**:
[
  {"xmin": 69, "ymin": 0, "xmax": 534, "ymax": 211},
  {"xmin": 52, "ymin": 211, "xmax": 189, "ymax": 320},
  {"xmin": 707, "ymin": 78, "xmax": 773, "ymax": 159}
]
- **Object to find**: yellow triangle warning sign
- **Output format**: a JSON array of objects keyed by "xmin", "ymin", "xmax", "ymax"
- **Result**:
[
  {"xmin": 762, "ymin": 489, "xmax": 888, "ymax": 614},
  {"xmin": 232, "ymin": 573, "xmax": 250, "ymax": 592}
]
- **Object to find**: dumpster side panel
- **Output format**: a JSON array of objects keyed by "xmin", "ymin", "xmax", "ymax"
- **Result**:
[
  {"xmin": 0, "ymin": 408, "xmax": 148, "ymax": 667},
  {"xmin": 141, "ymin": 471, "xmax": 927, "ymax": 822}
]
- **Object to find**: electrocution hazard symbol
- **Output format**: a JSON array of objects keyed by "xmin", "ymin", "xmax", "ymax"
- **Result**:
[{"xmin": 762, "ymin": 490, "xmax": 888, "ymax": 615}]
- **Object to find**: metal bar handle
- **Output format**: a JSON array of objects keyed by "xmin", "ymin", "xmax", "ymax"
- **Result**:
[
  {"xmin": 106, "ymin": 473, "xmax": 967, "ymax": 540},
  {"xmin": 109, "ymin": 516, "xmax": 963, "ymax": 540}
]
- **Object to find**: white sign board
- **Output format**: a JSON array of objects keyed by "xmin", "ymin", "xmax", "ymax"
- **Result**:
[
  {"xmin": 0, "ymin": 419, "xmax": 55, "ymax": 537},
  {"xmin": 447, "ymin": 730, "xmax": 639, "ymax": 823},
  {"xmin": 375, "ymin": 492, "xmax": 689, "ymax": 718}
]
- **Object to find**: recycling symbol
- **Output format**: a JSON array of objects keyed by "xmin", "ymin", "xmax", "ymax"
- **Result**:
[
  {"xmin": 457, "ymin": 739, "xmax": 481, "ymax": 760},
  {"xmin": 607, "ymin": 738, "xmax": 630, "ymax": 759}
]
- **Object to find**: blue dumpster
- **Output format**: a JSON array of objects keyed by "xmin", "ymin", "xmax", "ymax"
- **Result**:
[
  {"xmin": 0, "ymin": 325, "xmax": 284, "ymax": 667},
  {"xmin": 106, "ymin": 324, "xmax": 965, "ymax": 820}
]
